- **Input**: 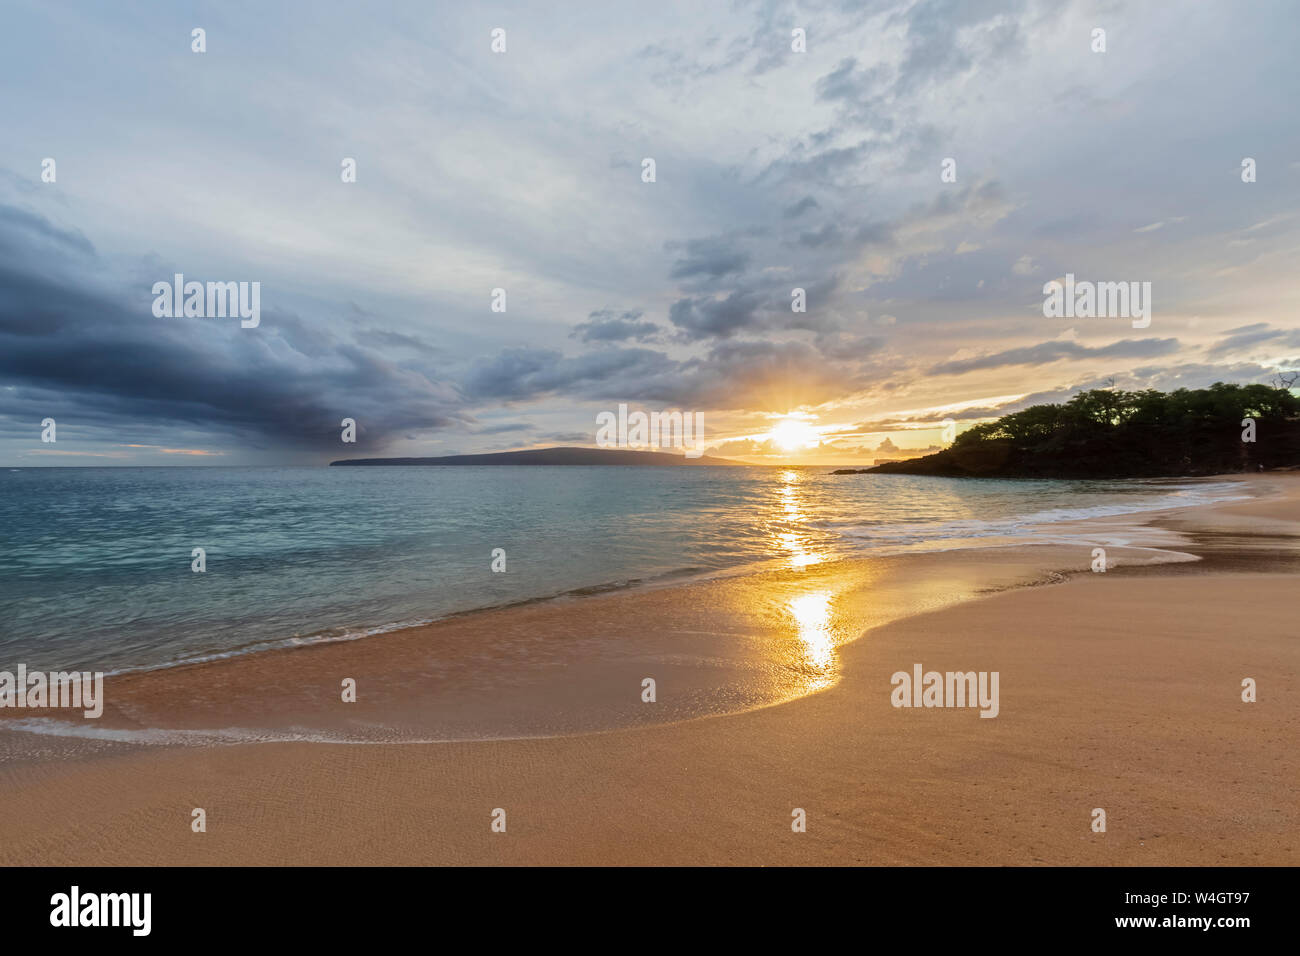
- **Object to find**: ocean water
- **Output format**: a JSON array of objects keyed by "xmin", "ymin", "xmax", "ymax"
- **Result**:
[{"xmin": 0, "ymin": 466, "xmax": 1244, "ymax": 673}]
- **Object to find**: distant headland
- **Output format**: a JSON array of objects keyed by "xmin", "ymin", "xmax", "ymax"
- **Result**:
[{"xmin": 330, "ymin": 446, "xmax": 744, "ymax": 467}]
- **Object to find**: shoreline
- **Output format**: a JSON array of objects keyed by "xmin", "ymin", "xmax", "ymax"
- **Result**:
[
  {"xmin": 0, "ymin": 472, "xmax": 1252, "ymax": 681},
  {"xmin": 1, "ymin": 473, "xmax": 1296, "ymax": 865},
  {"xmin": 0, "ymin": 473, "xmax": 1274, "ymax": 751},
  {"xmin": 0, "ymin": 476, "xmax": 1260, "ymax": 752}
]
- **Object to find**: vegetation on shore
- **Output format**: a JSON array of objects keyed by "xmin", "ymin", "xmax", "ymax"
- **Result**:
[{"xmin": 849, "ymin": 383, "xmax": 1300, "ymax": 479}]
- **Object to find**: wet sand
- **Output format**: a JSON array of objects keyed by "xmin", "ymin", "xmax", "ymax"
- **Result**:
[{"xmin": 1, "ymin": 474, "xmax": 1296, "ymax": 865}]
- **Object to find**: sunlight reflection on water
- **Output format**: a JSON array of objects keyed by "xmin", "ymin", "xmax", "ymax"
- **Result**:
[{"xmin": 774, "ymin": 469, "xmax": 826, "ymax": 569}]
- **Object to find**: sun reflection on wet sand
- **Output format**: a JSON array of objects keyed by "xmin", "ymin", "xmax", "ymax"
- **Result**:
[{"xmin": 787, "ymin": 589, "xmax": 836, "ymax": 687}]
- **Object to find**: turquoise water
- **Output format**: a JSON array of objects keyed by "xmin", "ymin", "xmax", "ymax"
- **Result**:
[{"xmin": 0, "ymin": 466, "xmax": 1243, "ymax": 672}]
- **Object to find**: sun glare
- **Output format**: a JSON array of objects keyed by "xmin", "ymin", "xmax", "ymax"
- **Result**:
[{"xmin": 770, "ymin": 416, "xmax": 819, "ymax": 452}]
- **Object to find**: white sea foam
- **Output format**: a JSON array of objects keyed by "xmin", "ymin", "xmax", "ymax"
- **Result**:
[
  {"xmin": 824, "ymin": 481, "xmax": 1247, "ymax": 550},
  {"xmin": 0, "ymin": 715, "xmax": 574, "ymax": 748}
]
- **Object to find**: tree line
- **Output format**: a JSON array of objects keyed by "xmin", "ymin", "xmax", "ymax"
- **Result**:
[{"xmin": 867, "ymin": 382, "xmax": 1300, "ymax": 478}]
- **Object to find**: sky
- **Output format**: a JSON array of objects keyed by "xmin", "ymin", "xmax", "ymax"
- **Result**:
[{"xmin": 1, "ymin": 0, "xmax": 1298, "ymax": 466}]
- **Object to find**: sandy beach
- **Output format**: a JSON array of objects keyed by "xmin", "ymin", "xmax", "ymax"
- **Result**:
[{"xmin": 1, "ymin": 474, "xmax": 1296, "ymax": 866}]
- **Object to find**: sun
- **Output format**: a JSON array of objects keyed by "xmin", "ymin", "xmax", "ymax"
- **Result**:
[{"xmin": 769, "ymin": 416, "xmax": 820, "ymax": 452}]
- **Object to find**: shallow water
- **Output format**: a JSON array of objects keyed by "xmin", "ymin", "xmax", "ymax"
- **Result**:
[{"xmin": 0, "ymin": 465, "xmax": 1246, "ymax": 673}]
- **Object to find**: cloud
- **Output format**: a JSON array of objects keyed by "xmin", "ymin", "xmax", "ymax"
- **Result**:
[
  {"xmin": 890, "ymin": 0, "xmax": 1028, "ymax": 94},
  {"xmin": 668, "ymin": 290, "xmax": 767, "ymax": 340},
  {"xmin": 813, "ymin": 330, "xmax": 886, "ymax": 361},
  {"xmin": 0, "ymin": 204, "xmax": 467, "ymax": 454},
  {"xmin": 356, "ymin": 328, "xmax": 440, "ymax": 354},
  {"xmin": 667, "ymin": 272, "xmax": 842, "ymax": 343},
  {"xmin": 783, "ymin": 196, "xmax": 820, "ymax": 219},
  {"xmin": 666, "ymin": 236, "xmax": 751, "ymax": 280},
  {"xmin": 758, "ymin": 138, "xmax": 879, "ymax": 189},
  {"xmin": 571, "ymin": 309, "xmax": 662, "ymax": 344},
  {"xmin": 1011, "ymin": 254, "xmax": 1037, "ymax": 275},
  {"xmin": 462, "ymin": 347, "xmax": 677, "ymax": 403},
  {"xmin": 814, "ymin": 57, "xmax": 893, "ymax": 124},
  {"xmin": 0, "ymin": 203, "xmax": 95, "ymax": 257},
  {"xmin": 1205, "ymin": 323, "xmax": 1300, "ymax": 358},
  {"xmin": 797, "ymin": 223, "xmax": 846, "ymax": 248},
  {"xmin": 472, "ymin": 422, "xmax": 533, "ymax": 435},
  {"xmin": 931, "ymin": 337, "xmax": 1181, "ymax": 375}
]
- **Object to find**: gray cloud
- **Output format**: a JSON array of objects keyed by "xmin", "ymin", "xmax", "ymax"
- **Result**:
[
  {"xmin": 669, "ymin": 290, "xmax": 767, "ymax": 339},
  {"xmin": 666, "ymin": 236, "xmax": 752, "ymax": 280},
  {"xmin": 1205, "ymin": 323, "xmax": 1300, "ymax": 358},
  {"xmin": 931, "ymin": 338, "xmax": 1182, "ymax": 375},
  {"xmin": 462, "ymin": 347, "xmax": 678, "ymax": 403},
  {"xmin": 0, "ymin": 205, "xmax": 467, "ymax": 455},
  {"xmin": 783, "ymin": 196, "xmax": 820, "ymax": 219},
  {"xmin": 357, "ymin": 327, "xmax": 440, "ymax": 354},
  {"xmin": 571, "ymin": 309, "xmax": 662, "ymax": 344}
]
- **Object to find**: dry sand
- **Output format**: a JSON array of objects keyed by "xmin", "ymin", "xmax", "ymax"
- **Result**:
[{"xmin": 1, "ymin": 475, "xmax": 1296, "ymax": 865}]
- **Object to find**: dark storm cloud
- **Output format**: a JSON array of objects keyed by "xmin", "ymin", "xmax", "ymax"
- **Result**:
[
  {"xmin": 0, "ymin": 192, "xmax": 868, "ymax": 455},
  {"xmin": 0, "ymin": 203, "xmax": 95, "ymax": 258},
  {"xmin": 0, "ymin": 205, "xmax": 466, "ymax": 453}
]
